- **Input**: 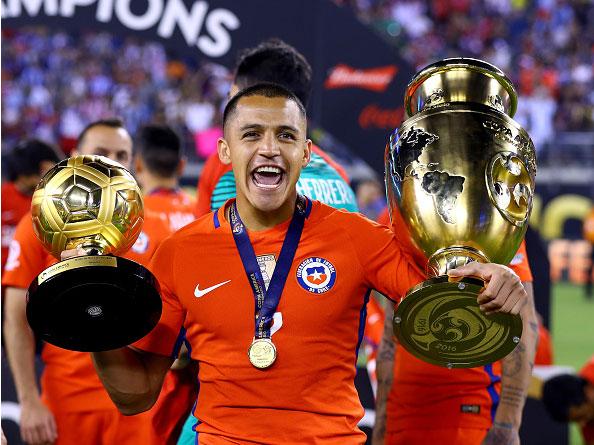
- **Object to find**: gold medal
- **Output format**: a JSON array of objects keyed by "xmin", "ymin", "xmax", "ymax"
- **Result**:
[{"xmin": 248, "ymin": 338, "xmax": 277, "ymax": 369}]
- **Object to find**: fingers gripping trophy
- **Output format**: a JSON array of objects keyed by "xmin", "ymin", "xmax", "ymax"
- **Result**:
[
  {"xmin": 386, "ymin": 58, "xmax": 536, "ymax": 368},
  {"xmin": 26, "ymin": 155, "xmax": 162, "ymax": 351}
]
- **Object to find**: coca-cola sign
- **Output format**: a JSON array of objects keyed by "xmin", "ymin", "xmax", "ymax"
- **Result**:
[{"xmin": 324, "ymin": 64, "xmax": 398, "ymax": 93}]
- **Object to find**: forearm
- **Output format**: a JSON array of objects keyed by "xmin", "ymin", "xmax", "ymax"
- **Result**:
[
  {"xmin": 495, "ymin": 282, "xmax": 538, "ymax": 428},
  {"xmin": 372, "ymin": 303, "xmax": 396, "ymax": 444},
  {"xmin": 91, "ymin": 347, "xmax": 172, "ymax": 415},
  {"xmin": 3, "ymin": 288, "xmax": 41, "ymax": 404}
]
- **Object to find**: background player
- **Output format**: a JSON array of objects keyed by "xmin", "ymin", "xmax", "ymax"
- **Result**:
[
  {"xmin": 135, "ymin": 124, "xmax": 195, "ymax": 232},
  {"xmin": 1, "ymin": 139, "xmax": 63, "ymax": 273},
  {"xmin": 2, "ymin": 118, "xmax": 171, "ymax": 445},
  {"xmin": 195, "ymin": 38, "xmax": 358, "ymax": 216},
  {"xmin": 73, "ymin": 85, "xmax": 530, "ymax": 444}
]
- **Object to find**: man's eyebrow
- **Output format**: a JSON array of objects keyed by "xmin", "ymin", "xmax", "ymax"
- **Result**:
[
  {"xmin": 238, "ymin": 124, "xmax": 264, "ymax": 132},
  {"xmin": 277, "ymin": 125, "xmax": 298, "ymax": 133}
]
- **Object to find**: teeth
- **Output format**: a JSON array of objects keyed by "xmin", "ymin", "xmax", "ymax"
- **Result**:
[{"xmin": 255, "ymin": 166, "xmax": 281, "ymax": 174}]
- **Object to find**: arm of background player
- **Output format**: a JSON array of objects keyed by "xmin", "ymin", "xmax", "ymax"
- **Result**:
[
  {"xmin": 91, "ymin": 347, "xmax": 173, "ymax": 415},
  {"xmin": 483, "ymin": 281, "xmax": 538, "ymax": 445},
  {"xmin": 3, "ymin": 287, "xmax": 57, "ymax": 444},
  {"xmin": 372, "ymin": 301, "xmax": 396, "ymax": 445}
]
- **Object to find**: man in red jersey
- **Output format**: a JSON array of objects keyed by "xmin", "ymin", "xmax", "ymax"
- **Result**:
[
  {"xmin": 1, "ymin": 139, "xmax": 63, "ymax": 272},
  {"xmin": 2, "ymin": 119, "xmax": 170, "ymax": 445},
  {"xmin": 135, "ymin": 124, "xmax": 195, "ymax": 232},
  {"xmin": 372, "ymin": 223, "xmax": 538, "ymax": 443},
  {"xmin": 133, "ymin": 123, "xmax": 198, "ymax": 444},
  {"xmin": 73, "ymin": 85, "xmax": 530, "ymax": 444}
]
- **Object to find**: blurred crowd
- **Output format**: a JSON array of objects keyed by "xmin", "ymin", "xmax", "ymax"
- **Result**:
[
  {"xmin": 1, "ymin": 28, "xmax": 230, "ymax": 159},
  {"xmin": 335, "ymin": 0, "xmax": 594, "ymax": 151},
  {"xmin": 2, "ymin": 1, "xmax": 593, "ymax": 161}
]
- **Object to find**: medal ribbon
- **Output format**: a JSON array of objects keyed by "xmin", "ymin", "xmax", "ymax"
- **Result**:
[{"xmin": 230, "ymin": 195, "xmax": 310, "ymax": 339}]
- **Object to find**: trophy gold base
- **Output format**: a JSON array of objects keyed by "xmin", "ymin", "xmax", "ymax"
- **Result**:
[
  {"xmin": 393, "ymin": 276, "xmax": 522, "ymax": 368},
  {"xmin": 26, "ymin": 255, "xmax": 162, "ymax": 352}
]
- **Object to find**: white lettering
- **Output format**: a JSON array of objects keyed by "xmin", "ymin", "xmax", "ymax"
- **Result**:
[
  {"xmin": 158, "ymin": 0, "xmax": 208, "ymax": 45},
  {"xmin": 96, "ymin": 0, "xmax": 114, "ymax": 22},
  {"xmin": 61, "ymin": 0, "xmax": 94, "ymax": 17},
  {"xmin": 197, "ymin": 8, "xmax": 239, "ymax": 57},
  {"xmin": 334, "ymin": 180, "xmax": 350, "ymax": 204},
  {"xmin": 116, "ymin": 0, "xmax": 162, "ymax": 30},
  {"xmin": 328, "ymin": 180, "xmax": 342, "ymax": 204},
  {"xmin": 5, "ymin": 0, "xmax": 58, "ymax": 17},
  {"xmin": 5, "ymin": 239, "xmax": 21, "ymax": 272},
  {"xmin": 319, "ymin": 180, "xmax": 333, "ymax": 203}
]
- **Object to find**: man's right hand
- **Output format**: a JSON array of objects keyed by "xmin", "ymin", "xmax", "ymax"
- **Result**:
[{"xmin": 19, "ymin": 398, "xmax": 57, "ymax": 445}]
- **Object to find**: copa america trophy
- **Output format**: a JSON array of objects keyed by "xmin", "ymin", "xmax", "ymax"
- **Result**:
[
  {"xmin": 386, "ymin": 58, "xmax": 536, "ymax": 368},
  {"xmin": 26, "ymin": 155, "xmax": 162, "ymax": 352}
]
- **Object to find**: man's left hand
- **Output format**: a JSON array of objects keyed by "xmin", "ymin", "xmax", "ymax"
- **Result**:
[{"xmin": 448, "ymin": 263, "xmax": 527, "ymax": 315}]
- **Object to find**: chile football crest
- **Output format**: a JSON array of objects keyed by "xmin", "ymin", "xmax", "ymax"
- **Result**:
[{"xmin": 296, "ymin": 257, "xmax": 336, "ymax": 294}]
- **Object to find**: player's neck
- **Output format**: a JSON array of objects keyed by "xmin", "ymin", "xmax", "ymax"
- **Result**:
[
  {"xmin": 142, "ymin": 176, "xmax": 178, "ymax": 195},
  {"xmin": 234, "ymin": 193, "xmax": 297, "ymax": 231}
]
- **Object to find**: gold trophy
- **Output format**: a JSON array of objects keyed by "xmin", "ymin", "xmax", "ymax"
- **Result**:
[
  {"xmin": 386, "ymin": 58, "xmax": 536, "ymax": 368},
  {"xmin": 26, "ymin": 155, "xmax": 161, "ymax": 351}
]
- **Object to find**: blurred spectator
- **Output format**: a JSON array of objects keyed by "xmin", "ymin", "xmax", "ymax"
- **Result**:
[
  {"xmin": 335, "ymin": 0, "xmax": 593, "ymax": 140},
  {"xmin": 1, "ymin": 139, "xmax": 63, "ymax": 272},
  {"xmin": 356, "ymin": 178, "xmax": 387, "ymax": 221},
  {"xmin": 1, "ymin": 28, "xmax": 231, "ymax": 160}
]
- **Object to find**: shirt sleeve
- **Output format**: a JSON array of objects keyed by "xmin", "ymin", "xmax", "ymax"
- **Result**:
[
  {"xmin": 132, "ymin": 236, "xmax": 186, "ymax": 357},
  {"xmin": 508, "ymin": 240, "xmax": 533, "ymax": 282},
  {"xmin": 1, "ymin": 212, "xmax": 50, "ymax": 289},
  {"xmin": 341, "ymin": 211, "xmax": 426, "ymax": 302}
]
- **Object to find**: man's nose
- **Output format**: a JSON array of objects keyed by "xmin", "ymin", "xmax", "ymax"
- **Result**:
[{"xmin": 258, "ymin": 132, "xmax": 280, "ymax": 157}]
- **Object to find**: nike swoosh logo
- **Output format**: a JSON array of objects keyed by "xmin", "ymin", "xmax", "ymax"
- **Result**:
[{"xmin": 194, "ymin": 280, "xmax": 231, "ymax": 298}]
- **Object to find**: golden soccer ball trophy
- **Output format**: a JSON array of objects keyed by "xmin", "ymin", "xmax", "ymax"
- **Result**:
[
  {"xmin": 385, "ymin": 58, "xmax": 536, "ymax": 368},
  {"xmin": 26, "ymin": 155, "xmax": 161, "ymax": 351}
]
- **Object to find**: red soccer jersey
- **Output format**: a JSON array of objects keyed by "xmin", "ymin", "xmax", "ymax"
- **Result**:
[
  {"xmin": 1, "ymin": 182, "xmax": 33, "ymax": 273},
  {"xmin": 195, "ymin": 145, "xmax": 352, "ymax": 217},
  {"xmin": 143, "ymin": 188, "xmax": 196, "ymax": 232},
  {"xmin": 135, "ymin": 199, "xmax": 425, "ymax": 444},
  {"xmin": 1, "ymin": 210, "xmax": 171, "ymax": 412}
]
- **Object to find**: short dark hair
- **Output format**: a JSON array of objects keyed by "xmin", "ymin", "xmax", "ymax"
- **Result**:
[
  {"xmin": 542, "ymin": 374, "xmax": 588, "ymax": 422},
  {"xmin": 234, "ymin": 38, "xmax": 312, "ymax": 107},
  {"xmin": 77, "ymin": 118, "xmax": 126, "ymax": 148},
  {"xmin": 7, "ymin": 139, "xmax": 63, "ymax": 181},
  {"xmin": 223, "ymin": 83, "xmax": 306, "ymax": 132},
  {"xmin": 136, "ymin": 125, "xmax": 182, "ymax": 178}
]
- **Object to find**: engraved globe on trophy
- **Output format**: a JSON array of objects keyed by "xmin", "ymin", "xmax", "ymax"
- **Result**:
[
  {"xmin": 26, "ymin": 155, "xmax": 162, "ymax": 352},
  {"xmin": 385, "ymin": 58, "xmax": 536, "ymax": 368}
]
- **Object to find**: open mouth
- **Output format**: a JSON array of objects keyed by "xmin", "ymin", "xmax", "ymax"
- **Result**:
[{"xmin": 251, "ymin": 165, "xmax": 285, "ymax": 188}]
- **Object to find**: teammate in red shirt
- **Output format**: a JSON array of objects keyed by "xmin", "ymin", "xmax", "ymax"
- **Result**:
[
  {"xmin": 79, "ymin": 86, "xmax": 530, "ymax": 444},
  {"xmin": 373, "ymin": 218, "xmax": 539, "ymax": 444},
  {"xmin": 1, "ymin": 140, "xmax": 62, "ymax": 273},
  {"xmin": 2, "ymin": 119, "xmax": 170, "ymax": 445},
  {"xmin": 135, "ymin": 125, "xmax": 195, "ymax": 232},
  {"xmin": 133, "ymin": 124, "xmax": 198, "ymax": 444}
]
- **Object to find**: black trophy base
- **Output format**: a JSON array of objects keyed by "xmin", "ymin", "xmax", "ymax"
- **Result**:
[{"xmin": 26, "ymin": 255, "xmax": 162, "ymax": 352}]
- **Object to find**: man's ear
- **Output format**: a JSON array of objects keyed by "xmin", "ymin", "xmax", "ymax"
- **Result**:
[
  {"xmin": 302, "ymin": 139, "xmax": 312, "ymax": 167},
  {"xmin": 218, "ymin": 138, "xmax": 232, "ymax": 165}
]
